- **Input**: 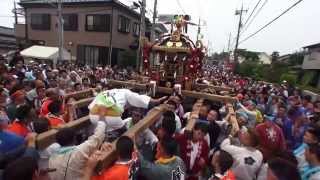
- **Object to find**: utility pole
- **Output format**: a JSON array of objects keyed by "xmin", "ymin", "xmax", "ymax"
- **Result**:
[
  {"xmin": 227, "ymin": 32, "xmax": 231, "ymax": 52},
  {"xmin": 150, "ymin": 0, "xmax": 158, "ymax": 42},
  {"xmin": 234, "ymin": 5, "xmax": 246, "ymax": 63},
  {"xmin": 136, "ymin": 0, "xmax": 146, "ymax": 72},
  {"xmin": 196, "ymin": 18, "xmax": 201, "ymax": 42},
  {"xmin": 109, "ymin": 7, "xmax": 114, "ymax": 66},
  {"xmin": 57, "ymin": 0, "xmax": 64, "ymax": 66},
  {"xmin": 13, "ymin": 1, "xmax": 18, "ymax": 24}
]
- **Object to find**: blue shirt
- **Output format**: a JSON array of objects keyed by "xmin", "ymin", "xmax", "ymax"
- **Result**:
[{"xmin": 0, "ymin": 130, "xmax": 25, "ymax": 154}]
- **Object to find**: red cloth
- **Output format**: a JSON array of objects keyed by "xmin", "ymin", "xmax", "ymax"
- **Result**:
[
  {"xmin": 255, "ymin": 121, "xmax": 287, "ymax": 160},
  {"xmin": 7, "ymin": 121, "xmax": 30, "ymax": 137},
  {"xmin": 209, "ymin": 170, "xmax": 236, "ymax": 180},
  {"xmin": 221, "ymin": 170, "xmax": 236, "ymax": 180},
  {"xmin": 175, "ymin": 133, "xmax": 209, "ymax": 180},
  {"xmin": 91, "ymin": 163, "xmax": 129, "ymax": 180},
  {"xmin": 10, "ymin": 90, "xmax": 25, "ymax": 101},
  {"xmin": 46, "ymin": 115, "xmax": 64, "ymax": 127},
  {"xmin": 40, "ymin": 99, "xmax": 53, "ymax": 117}
]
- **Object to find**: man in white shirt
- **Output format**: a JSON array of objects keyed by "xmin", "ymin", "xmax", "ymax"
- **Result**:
[
  {"xmin": 295, "ymin": 125, "xmax": 320, "ymax": 170},
  {"xmin": 221, "ymin": 129, "xmax": 263, "ymax": 180},
  {"xmin": 49, "ymin": 120, "xmax": 106, "ymax": 180},
  {"xmin": 301, "ymin": 144, "xmax": 320, "ymax": 180},
  {"xmin": 123, "ymin": 107, "xmax": 158, "ymax": 147}
]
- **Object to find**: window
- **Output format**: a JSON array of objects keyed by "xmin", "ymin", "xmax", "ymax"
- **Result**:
[
  {"xmin": 118, "ymin": 15, "xmax": 130, "ymax": 33},
  {"xmin": 77, "ymin": 45, "xmax": 108, "ymax": 66},
  {"xmin": 63, "ymin": 14, "xmax": 78, "ymax": 31},
  {"xmin": 132, "ymin": 22, "xmax": 140, "ymax": 36},
  {"xmin": 31, "ymin": 14, "xmax": 51, "ymax": 30},
  {"xmin": 86, "ymin": 14, "xmax": 111, "ymax": 32}
]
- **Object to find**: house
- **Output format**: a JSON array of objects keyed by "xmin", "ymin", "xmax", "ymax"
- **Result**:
[
  {"xmin": 0, "ymin": 26, "xmax": 16, "ymax": 55},
  {"xmin": 15, "ymin": 0, "xmax": 158, "ymax": 67},
  {"xmin": 278, "ymin": 54, "xmax": 291, "ymax": 64},
  {"xmin": 238, "ymin": 50, "xmax": 271, "ymax": 64},
  {"xmin": 154, "ymin": 23, "xmax": 168, "ymax": 39},
  {"xmin": 302, "ymin": 43, "xmax": 320, "ymax": 88},
  {"xmin": 257, "ymin": 52, "xmax": 272, "ymax": 65}
]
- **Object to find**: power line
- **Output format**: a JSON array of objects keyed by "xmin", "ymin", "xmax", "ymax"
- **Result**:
[
  {"xmin": 176, "ymin": 0, "xmax": 186, "ymax": 14},
  {"xmin": 239, "ymin": 0, "xmax": 304, "ymax": 44},
  {"xmin": 242, "ymin": 0, "xmax": 263, "ymax": 30},
  {"xmin": 240, "ymin": 0, "xmax": 268, "ymax": 36}
]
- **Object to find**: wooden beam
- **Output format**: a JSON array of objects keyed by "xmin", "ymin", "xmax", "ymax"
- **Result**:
[
  {"xmin": 65, "ymin": 88, "xmax": 96, "ymax": 100},
  {"xmin": 36, "ymin": 115, "xmax": 91, "ymax": 150},
  {"xmin": 96, "ymin": 104, "xmax": 168, "ymax": 172},
  {"xmin": 152, "ymin": 45, "xmax": 191, "ymax": 54},
  {"xmin": 107, "ymin": 80, "xmax": 149, "ymax": 90},
  {"xmin": 71, "ymin": 97, "xmax": 94, "ymax": 109},
  {"xmin": 181, "ymin": 90, "xmax": 237, "ymax": 103},
  {"xmin": 36, "ymin": 129, "xmax": 58, "ymax": 150},
  {"xmin": 66, "ymin": 97, "xmax": 94, "ymax": 121},
  {"xmin": 194, "ymin": 83, "xmax": 233, "ymax": 92},
  {"xmin": 157, "ymin": 87, "xmax": 237, "ymax": 103},
  {"xmin": 104, "ymin": 80, "xmax": 237, "ymax": 103}
]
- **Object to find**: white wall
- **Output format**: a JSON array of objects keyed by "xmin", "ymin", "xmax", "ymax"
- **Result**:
[
  {"xmin": 258, "ymin": 53, "xmax": 271, "ymax": 64},
  {"xmin": 302, "ymin": 51, "xmax": 320, "ymax": 70}
]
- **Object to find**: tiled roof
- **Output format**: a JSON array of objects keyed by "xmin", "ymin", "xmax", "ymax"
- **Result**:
[
  {"xmin": 303, "ymin": 43, "xmax": 320, "ymax": 49},
  {"xmin": 154, "ymin": 23, "xmax": 168, "ymax": 33},
  {"xmin": 20, "ymin": 0, "xmax": 112, "ymax": 3},
  {"xmin": 0, "ymin": 26, "xmax": 16, "ymax": 49},
  {"xmin": 0, "ymin": 26, "xmax": 14, "ymax": 37},
  {"xmin": 19, "ymin": 0, "xmax": 140, "ymax": 17}
]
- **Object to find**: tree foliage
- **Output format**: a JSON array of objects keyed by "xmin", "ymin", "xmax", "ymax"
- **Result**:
[
  {"xmin": 238, "ymin": 60, "xmax": 289, "ymax": 83},
  {"xmin": 288, "ymin": 52, "xmax": 305, "ymax": 66},
  {"xmin": 238, "ymin": 50, "xmax": 259, "ymax": 62},
  {"xmin": 280, "ymin": 73, "xmax": 297, "ymax": 86}
]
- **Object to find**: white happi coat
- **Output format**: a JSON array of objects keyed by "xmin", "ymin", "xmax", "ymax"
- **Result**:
[{"xmin": 89, "ymin": 89, "xmax": 151, "ymax": 132}]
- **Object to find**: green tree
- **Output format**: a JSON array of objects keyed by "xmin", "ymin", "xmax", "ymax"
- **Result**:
[
  {"xmin": 288, "ymin": 52, "xmax": 305, "ymax": 66},
  {"xmin": 280, "ymin": 73, "xmax": 297, "ymax": 86},
  {"xmin": 238, "ymin": 50, "xmax": 259, "ymax": 62}
]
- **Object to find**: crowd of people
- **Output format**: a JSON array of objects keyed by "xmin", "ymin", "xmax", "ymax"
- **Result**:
[{"xmin": 0, "ymin": 53, "xmax": 320, "ymax": 180}]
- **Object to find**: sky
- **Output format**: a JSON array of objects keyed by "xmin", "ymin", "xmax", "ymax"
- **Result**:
[{"xmin": 1, "ymin": 0, "xmax": 319, "ymax": 55}]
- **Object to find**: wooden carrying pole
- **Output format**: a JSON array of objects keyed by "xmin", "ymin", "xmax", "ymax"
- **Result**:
[
  {"xmin": 108, "ymin": 80, "xmax": 233, "ymax": 94},
  {"xmin": 36, "ymin": 115, "xmax": 91, "ymax": 150},
  {"xmin": 37, "ymin": 88, "xmax": 240, "ymax": 174},
  {"xmin": 157, "ymin": 87, "xmax": 237, "ymax": 103},
  {"xmin": 107, "ymin": 80, "xmax": 150, "ymax": 90},
  {"xmin": 65, "ymin": 88, "xmax": 97, "ymax": 100},
  {"xmin": 194, "ymin": 83, "xmax": 233, "ymax": 92},
  {"xmin": 37, "ymin": 92, "xmax": 96, "ymax": 149},
  {"xmin": 96, "ymin": 104, "xmax": 168, "ymax": 171},
  {"xmin": 36, "ymin": 102, "xmax": 168, "ymax": 151},
  {"xmin": 104, "ymin": 80, "xmax": 237, "ymax": 103},
  {"xmin": 97, "ymin": 98, "xmax": 204, "ymax": 172}
]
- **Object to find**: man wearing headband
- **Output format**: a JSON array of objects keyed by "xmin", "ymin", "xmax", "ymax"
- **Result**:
[
  {"xmin": 236, "ymin": 111, "xmax": 249, "ymax": 132},
  {"xmin": 237, "ymin": 100, "xmax": 263, "ymax": 128}
]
